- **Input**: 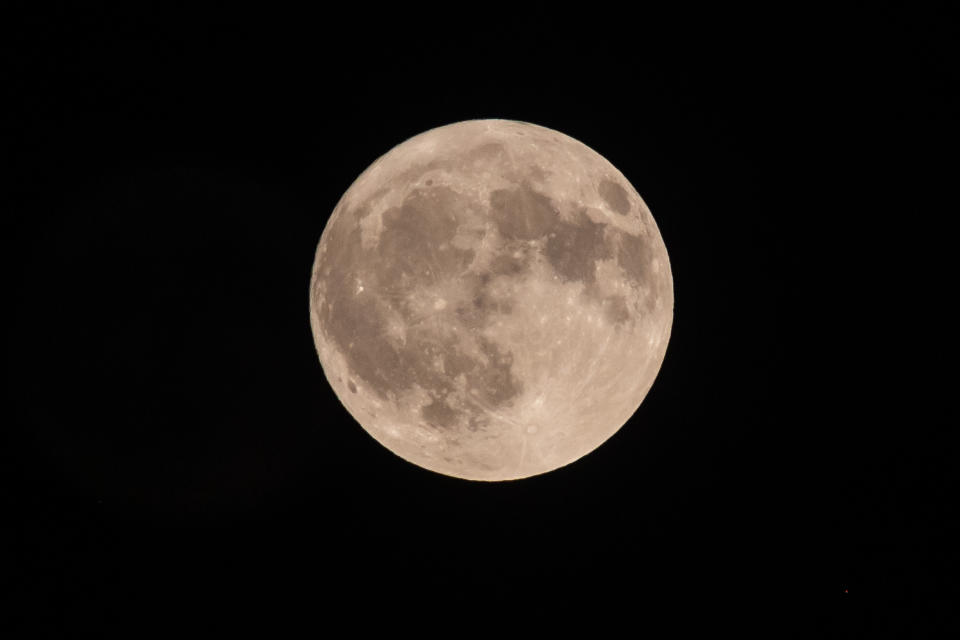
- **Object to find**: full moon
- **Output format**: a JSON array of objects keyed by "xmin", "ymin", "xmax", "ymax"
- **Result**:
[{"xmin": 309, "ymin": 119, "xmax": 673, "ymax": 480}]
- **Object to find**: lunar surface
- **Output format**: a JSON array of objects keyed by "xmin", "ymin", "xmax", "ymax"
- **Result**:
[{"xmin": 309, "ymin": 119, "xmax": 673, "ymax": 480}]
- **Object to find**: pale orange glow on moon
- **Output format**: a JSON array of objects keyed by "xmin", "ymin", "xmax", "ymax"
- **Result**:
[{"xmin": 309, "ymin": 119, "xmax": 673, "ymax": 480}]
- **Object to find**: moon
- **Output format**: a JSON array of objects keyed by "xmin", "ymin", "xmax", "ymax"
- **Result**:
[{"xmin": 309, "ymin": 119, "xmax": 673, "ymax": 481}]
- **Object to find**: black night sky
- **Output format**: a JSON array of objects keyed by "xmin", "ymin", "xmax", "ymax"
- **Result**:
[{"xmin": 4, "ymin": 4, "xmax": 955, "ymax": 635}]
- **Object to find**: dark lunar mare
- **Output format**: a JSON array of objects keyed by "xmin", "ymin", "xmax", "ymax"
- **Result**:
[
  {"xmin": 316, "ymin": 186, "xmax": 526, "ymax": 430},
  {"xmin": 315, "ymin": 174, "xmax": 665, "ymax": 433}
]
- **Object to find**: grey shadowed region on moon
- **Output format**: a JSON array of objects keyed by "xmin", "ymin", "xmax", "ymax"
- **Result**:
[{"xmin": 309, "ymin": 119, "xmax": 673, "ymax": 481}]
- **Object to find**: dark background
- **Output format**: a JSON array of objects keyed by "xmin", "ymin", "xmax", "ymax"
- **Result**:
[{"xmin": 4, "ymin": 3, "xmax": 955, "ymax": 634}]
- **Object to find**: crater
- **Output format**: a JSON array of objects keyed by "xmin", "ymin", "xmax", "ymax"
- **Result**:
[
  {"xmin": 392, "ymin": 159, "xmax": 446, "ymax": 190},
  {"xmin": 598, "ymin": 178, "xmax": 631, "ymax": 215},
  {"xmin": 348, "ymin": 380, "xmax": 357, "ymax": 393}
]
